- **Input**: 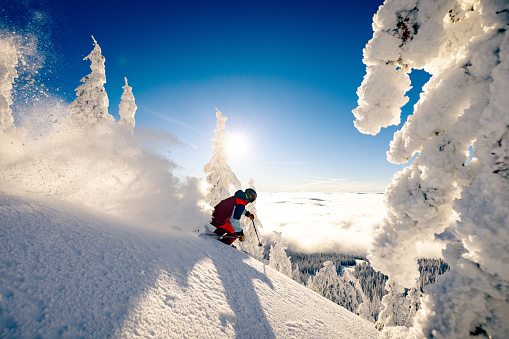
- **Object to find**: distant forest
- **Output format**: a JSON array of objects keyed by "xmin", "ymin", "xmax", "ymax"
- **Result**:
[{"xmin": 280, "ymin": 250, "xmax": 450, "ymax": 321}]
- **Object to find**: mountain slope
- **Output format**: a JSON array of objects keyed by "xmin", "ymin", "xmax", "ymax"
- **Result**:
[{"xmin": 0, "ymin": 192, "xmax": 379, "ymax": 338}]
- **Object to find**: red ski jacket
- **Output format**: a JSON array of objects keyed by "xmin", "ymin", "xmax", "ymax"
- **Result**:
[{"xmin": 211, "ymin": 190, "xmax": 249, "ymax": 232}]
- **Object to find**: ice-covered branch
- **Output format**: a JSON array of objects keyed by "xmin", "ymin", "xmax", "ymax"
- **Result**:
[{"xmin": 355, "ymin": 0, "xmax": 509, "ymax": 337}]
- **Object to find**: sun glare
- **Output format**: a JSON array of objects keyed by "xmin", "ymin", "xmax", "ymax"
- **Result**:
[{"xmin": 226, "ymin": 133, "xmax": 250, "ymax": 160}]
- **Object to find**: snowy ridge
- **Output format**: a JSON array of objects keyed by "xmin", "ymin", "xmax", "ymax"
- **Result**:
[{"xmin": 0, "ymin": 192, "xmax": 379, "ymax": 338}]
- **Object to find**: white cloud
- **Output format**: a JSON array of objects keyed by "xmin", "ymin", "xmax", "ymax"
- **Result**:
[{"xmin": 256, "ymin": 192, "xmax": 386, "ymax": 256}]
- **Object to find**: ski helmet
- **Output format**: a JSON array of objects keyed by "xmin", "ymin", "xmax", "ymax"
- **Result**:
[{"xmin": 245, "ymin": 188, "xmax": 257, "ymax": 203}]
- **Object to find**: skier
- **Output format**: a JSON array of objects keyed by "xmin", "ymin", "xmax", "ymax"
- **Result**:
[{"xmin": 210, "ymin": 188, "xmax": 257, "ymax": 245}]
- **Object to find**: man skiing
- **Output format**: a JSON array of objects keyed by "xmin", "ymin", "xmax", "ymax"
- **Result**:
[{"xmin": 210, "ymin": 188, "xmax": 257, "ymax": 245}]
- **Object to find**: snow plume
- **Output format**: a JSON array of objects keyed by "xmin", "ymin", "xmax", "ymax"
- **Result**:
[
  {"xmin": 0, "ymin": 34, "xmax": 208, "ymax": 230},
  {"xmin": 354, "ymin": 0, "xmax": 509, "ymax": 337},
  {"xmin": 203, "ymin": 108, "xmax": 241, "ymax": 207}
]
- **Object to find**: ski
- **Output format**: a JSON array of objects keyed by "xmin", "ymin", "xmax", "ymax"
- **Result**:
[{"xmin": 199, "ymin": 232, "xmax": 269, "ymax": 265}]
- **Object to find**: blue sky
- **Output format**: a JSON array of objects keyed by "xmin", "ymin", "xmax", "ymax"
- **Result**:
[{"xmin": 4, "ymin": 0, "xmax": 429, "ymax": 192}]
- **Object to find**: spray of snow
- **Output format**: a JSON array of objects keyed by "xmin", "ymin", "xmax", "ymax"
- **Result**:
[
  {"xmin": 354, "ymin": 0, "xmax": 509, "ymax": 337},
  {"xmin": 0, "ymin": 33, "xmax": 208, "ymax": 230}
]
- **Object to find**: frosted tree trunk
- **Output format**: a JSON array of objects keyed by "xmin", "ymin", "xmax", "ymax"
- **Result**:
[
  {"xmin": 68, "ymin": 36, "xmax": 113, "ymax": 125},
  {"xmin": 354, "ymin": 0, "xmax": 509, "ymax": 337},
  {"xmin": 118, "ymin": 77, "xmax": 137, "ymax": 131},
  {"xmin": 203, "ymin": 109, "xmax": 241, "ymax": 207}
]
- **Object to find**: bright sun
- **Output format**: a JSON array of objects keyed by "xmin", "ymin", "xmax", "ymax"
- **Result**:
[{"xmin": 226, "ymin": 133, "xmax": 250, "ymax": 160}]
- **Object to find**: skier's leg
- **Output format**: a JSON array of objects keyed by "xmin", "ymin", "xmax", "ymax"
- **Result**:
[
  {"xmin": 213, "ymin": 228, "xmax": 226, "ymax": 235},
  {"xmin": 216, "ymin": 221, "xmax": 237, "ymax": 245},
  {"xmin": 221, "ymin": 235, "xmax": 237, "ymax": 245}
]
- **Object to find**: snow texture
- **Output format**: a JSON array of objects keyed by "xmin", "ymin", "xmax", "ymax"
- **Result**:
[
  {"xmin": 354, "ymin": 0, "xmax": 509, "ymax": 337},
  {"xmin": 0, "ymin": 192, "xmax": 380, "ymax": 339},
  {"xmin": 203, "ymin": 109, "xmax": 241, "ymax": 207}
]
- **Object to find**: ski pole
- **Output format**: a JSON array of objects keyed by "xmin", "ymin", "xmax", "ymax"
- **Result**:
[{"xmin": 251, "ymin": 219, "xmax": 263, "ymax": 247}]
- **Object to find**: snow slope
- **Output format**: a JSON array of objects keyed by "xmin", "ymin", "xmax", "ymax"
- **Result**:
[{"xmin": 0, "ymin": 192, "xmax": 379, "ymax": 338}]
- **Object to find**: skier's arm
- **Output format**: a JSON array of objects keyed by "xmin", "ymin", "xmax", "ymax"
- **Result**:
[{"xmin": 230, "ymin": 204, "xmax": 246, "ymax": 233}]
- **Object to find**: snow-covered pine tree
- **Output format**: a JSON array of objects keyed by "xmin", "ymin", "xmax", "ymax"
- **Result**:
[
  {"xmin": 357, "ymin": 302, "xmax": 375, "ymax": 323},
  {"xmin": 0, "ymin": 36, "xmax": 25, "ymax": 149},
  {"xmin": 354, "ymin": 1, "xmax": 509, "ymax": 337},
  {"xmin": 375, "ymin": 279, "xmax": 411, "ymax": 330},
  {"xmin": 309, "ymin": 261, "xmax": 363, "ymax": 314},
  {"xmin": 342, "ymin": 267, "xmax": 369, "ymax": 317},
  {"xmin": 291, "ymin": 262, "xmax": 303, "ymax": 285},
  {"xmin": 0, "ymin": 37, "xmax": 18, "ymax": 135},
  {"xmin": 308, "ymin": 261, "xmax": 341, "ymax": 302},
  {"xmin": 405, "ymin": 286, "xmax": 422, "ymax": 326},
  {"xmin": 118, "ymin": 77, "xmax": 137, "ymax": 131},
  {"xmin": 203, "ymin": 109, "xmax": 241, "ymax": 207},
  {"xmin": 268, "ymin": 232, "xmax": 293, "ymax": 278},
  {"xmin": 68, "ymin": 36, "xmax": 113, "ymax": 125}
]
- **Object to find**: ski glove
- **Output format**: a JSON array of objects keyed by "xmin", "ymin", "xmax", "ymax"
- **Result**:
[
  {"xmin": 245, "ymin": 211, "xmax": 255, "ymax": 220},
  {"xmin": 235, "ymin": 230, "xmax": 245, "ymax": 242}
]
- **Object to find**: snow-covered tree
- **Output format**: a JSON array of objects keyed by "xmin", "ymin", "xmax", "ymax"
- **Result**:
[
  {"xmin": 68, "ymin": 36, "xmax": 113, "ymax": 125},
  {"xmin": 375, "ymin": 279, "xmax": 418, "ymax": 330},
  {"xmin": 0, "ymin": 36, "xmax": 25, "ymax": 148},
  {"xmin": 203, "ymin": 108, "xmax": 241, "ymax": 207},
  {"xmin": 308, "ymin": 261, "xmax": 341, "ymax": 301},
  {"xmin": 354, "ymin": 0, "xmax": 509, "ymax": 337},
  {"xmin": 291, "ymin": 262, "xmax": 303, "ymax": 285},
  {"xmin": 357, "ymin": 302, "xmax": 375, "ymax": 323},
  {"xmin": 268, "ymin": 232, "xmax": 293, "ymax": 278},
  {"xmin": 118, "ymin": 77, "xmax": 137, "ymax": 131},
  {"xmin": 405, "ymin": 286, "xmax": 421, "ymax": 326},
  {"xmin": 0, "ymin": 37, "xmax": 18, "ymax": 134},
  {"xmin": 308, "ymin": 261, "xmax": 361, "ymax": 314}
]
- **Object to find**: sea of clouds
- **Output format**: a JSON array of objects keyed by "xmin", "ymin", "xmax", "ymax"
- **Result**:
[{"xmin": 256, "ymin": 192, "xmax": 445, "ymax": 258}]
